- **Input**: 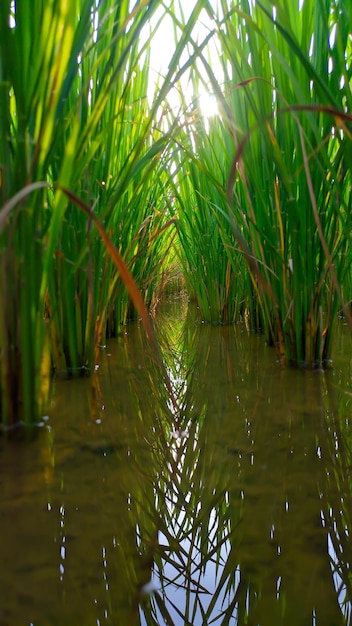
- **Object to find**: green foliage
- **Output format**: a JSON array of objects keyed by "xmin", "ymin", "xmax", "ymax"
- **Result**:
[
  {"xmin": 173, "ymin": 0, "xmax": 352, "ymax": 364},
  {"xmin": 0, "ymin": 0, "xmax": 208, "ymax": 427},
  {"xmin": 0, "ymin": 0, "xmax": 351, "ymax": 428},
  {"xmin": 169, "ymin": 118, "xmax": 244, "ymax": 324},
  {"xmin": 0, "ymin": 0, "xmax": 97, "ymax": 427}
]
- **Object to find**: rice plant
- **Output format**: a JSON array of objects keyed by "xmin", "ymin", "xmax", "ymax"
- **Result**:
[
  {"xmin": 0, "ymin": 0, "xmax": 96, "ymax": 428},
  {"xmin": 0, "ymin": 0, "xmax": 214, "ymax": 428},
  {"xmin": 1, "ymin": 0, "xmax": 351, "ymax": 429},
  {"xmin": 173, "ymin": 0, "xmax": 352, "ymax": 365}
]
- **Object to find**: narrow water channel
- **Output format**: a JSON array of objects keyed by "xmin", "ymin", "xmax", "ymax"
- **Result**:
[{"xmin": 1, "ymin": 301, "xmax": 352, "ymax": 626}]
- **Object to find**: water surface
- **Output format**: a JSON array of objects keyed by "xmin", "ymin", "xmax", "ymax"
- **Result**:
[{"xmin": 1, "ymin": 302, "xmax": 352, "ymax": 625}]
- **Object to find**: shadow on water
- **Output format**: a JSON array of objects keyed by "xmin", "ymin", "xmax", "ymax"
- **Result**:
[{"xmin": 0, "ymin": 301, "xmax": 352, "ymax": 625}]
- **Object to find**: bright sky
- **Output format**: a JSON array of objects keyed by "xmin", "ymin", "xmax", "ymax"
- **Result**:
[{"xmin": 146, "ymin": 0, "xmax": 222, "ymax": 117}]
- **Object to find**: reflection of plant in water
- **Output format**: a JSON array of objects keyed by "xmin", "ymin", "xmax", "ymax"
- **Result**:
[
  {"xmin": 318, "ymin": 374, "xmax": 352, "ymax": 623},
  {"xmin": 131, "ymin": 316, "xmax": 352, "ymax": 626},
  {"xmin": 89, "ymin": 309, "xmax": 352, "ymax": 625}
]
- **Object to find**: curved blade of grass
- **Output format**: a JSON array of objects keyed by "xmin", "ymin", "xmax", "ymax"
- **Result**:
[
  {"xmin": 0, "ymin": 181, "xmax": 49, "ymax": 233},
  {"xmin": 226, "ymin": 104, "xmax": 352, "ymax": 209},
  {"xmin": 58, "ymin": 185, "xmax": 180, "ymax": 416},
  {"xmin": 299, "ymin": 125, "xmax": 352, "ymax": 334},
  {"xmin": 0, "ymin": 180, "xmax": 180, "ymax": 417},
  {"xmin": 226, "ymin": 103, "xmax": 352, "ymax": 337}
]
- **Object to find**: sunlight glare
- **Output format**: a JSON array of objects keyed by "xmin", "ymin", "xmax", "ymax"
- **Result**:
[
  {"xmin": 9, "ymin": 1, "xmax": 16, "ymax": 28},
  {"xmin": 138, "ymin": 0, "xmax": 224, "ymax": 125},
  {"xmin": 199, "ymin": 92, "xmax": 218, "ymax": 118}
]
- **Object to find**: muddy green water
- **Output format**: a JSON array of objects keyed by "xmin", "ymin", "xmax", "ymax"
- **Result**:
[{"xmin": 1, "ymin": 301, "xmax": 352, "ymax": 626}]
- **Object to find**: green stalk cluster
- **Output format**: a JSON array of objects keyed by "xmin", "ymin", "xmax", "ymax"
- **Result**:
[
  {"xmin": 0, "ymin": 0, "xmax": 211, "ymax": 428},
  {"xmin": 0, "ymin": 0, "xmax": 351, "ymax": 427},
  {"xmin": 173, "ymin": 0, "xmax": 352, "ymax": 365}
]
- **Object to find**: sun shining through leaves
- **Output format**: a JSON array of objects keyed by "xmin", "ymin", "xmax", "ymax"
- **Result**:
[
  {"xmin": 199, "ymin": 91, "xmax": 219, "ymax": 118},
  {"xmin": 143, "ymin": 0, "xmax": 223, "ymax": 122}
]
